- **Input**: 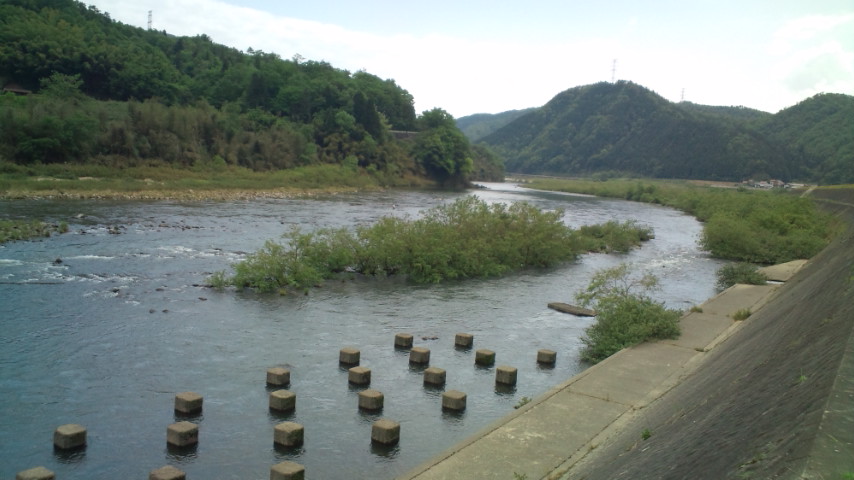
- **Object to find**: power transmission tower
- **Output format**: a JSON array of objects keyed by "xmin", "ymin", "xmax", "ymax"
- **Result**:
[
  {"xmin": 611, "ymin": 59, "xmax": 617, "ymax": 83},
  {"xmin": 681, "ymin": 88, "xmax": 685, "ymax": 102},
  {"xmin": 148, "ymin": 10, "xmax": 152, "ymax": 30}
]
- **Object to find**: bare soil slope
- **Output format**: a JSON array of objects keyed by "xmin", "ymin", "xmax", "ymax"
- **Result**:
[{"xmin": 567, "ymin": 188, "xmax": 854, "ymax": 480}]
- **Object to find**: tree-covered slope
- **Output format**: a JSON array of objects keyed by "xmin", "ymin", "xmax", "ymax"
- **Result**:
[
  {"xmin": 456, "ymin": 108, "xmax": 536, "ymax": 142},
  {"xmin": 756, "ymin": 93, "xmax": 854, "ymax": 184},
  {"xmin": 0, "ymin": 0, "xmax": 493, "ymax": 185},
  {"xmin": 481, "ymin": 81, "xmax": 852, "ymax": 184},
  {"xmin": 0, "ymin": 0, "xmax": 417, "ymax": 128}
]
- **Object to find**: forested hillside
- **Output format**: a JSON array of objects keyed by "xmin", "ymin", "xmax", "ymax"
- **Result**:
[
  {"xmin": 474, "ymin": 81, "xmax": 853, "ymax": 184},
  {"xmin": 756, "ymin": 93, "xmax": 854, "ymax": 184},
  {"xmin": 456, "ymin": 108, "xmax": 535, "ymax": 141},
  {"xmin": 0, "ymin": 0, "xmax": 501, "ymax": 185}
]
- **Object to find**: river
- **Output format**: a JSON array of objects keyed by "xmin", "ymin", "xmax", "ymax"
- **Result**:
[{"xmin": 0, "ymin": 183, "xmax": 725, "ymax": 479}]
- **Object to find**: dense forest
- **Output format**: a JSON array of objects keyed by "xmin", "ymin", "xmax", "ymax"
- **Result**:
[
  {"xmin": 466, "ymin": 81, "xmax": 853, "ymax": 184},
  {"xmin": 0, "ymin": 0, "xmax": 503, "ymax": 185}
]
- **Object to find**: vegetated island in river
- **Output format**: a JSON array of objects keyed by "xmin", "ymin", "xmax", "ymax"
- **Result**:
[{"xmin": 211, "ymin": 195, "xmax": 655, "ymax": 293}]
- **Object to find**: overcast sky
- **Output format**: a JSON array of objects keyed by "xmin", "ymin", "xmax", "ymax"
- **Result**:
[{"xmin": 87, "ymin": 0, "xmax": 853, "ymax": 118}]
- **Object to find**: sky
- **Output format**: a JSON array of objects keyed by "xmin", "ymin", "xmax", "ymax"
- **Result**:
[{"xmin": 87, "ymin": 0, "xmax": 854, "ymax": 118}]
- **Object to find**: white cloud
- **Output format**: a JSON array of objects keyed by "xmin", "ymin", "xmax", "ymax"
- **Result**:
[
  {"xmin": 769, "ymin": 13, "xmax": 854, "ymax": 107},
  {"xmin": 771, "ymin": 13, "xmax": 854, "ymax": 49}
]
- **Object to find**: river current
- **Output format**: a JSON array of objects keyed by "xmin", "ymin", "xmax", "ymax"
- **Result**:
[{"xmin": 0, "ymin": 183, "xmax": 724, "ymax": 479}]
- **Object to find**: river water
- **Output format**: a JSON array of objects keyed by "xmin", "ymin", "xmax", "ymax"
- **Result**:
[{"xmin": 0, "ymin": 183, "xmax": 724, "ymax": 479}]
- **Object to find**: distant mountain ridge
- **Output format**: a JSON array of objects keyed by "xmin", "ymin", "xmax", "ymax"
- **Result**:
[
  {"xmin": 456, "ymin": 108, "xmax": 536, "ymax": 141},
  {"xmin": 460, "ymin": 81, "xmax": 853, "ymax": 184}
]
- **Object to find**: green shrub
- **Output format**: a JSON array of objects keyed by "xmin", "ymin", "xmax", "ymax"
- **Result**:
[
  {"xmin": 229, "ymin": 228, "xmax": 357, "ymax": 293},
  {"xmin": 577, "ymin": 220, "xmax": 654, "ymax": 253},
  {"xmin": 216, "ymin": 196, "xmax": 655, "ymax": 292},
  {"xmin": 716, "ymin": 263, "xmax": 768, "ymax": 291},
  {"xmin": 527, "ymin": 178, "xmax": 833, "ymax": 265},
  {"xmin": 575, "ymin": 264, "xmax": 681, "ymax": 363}
]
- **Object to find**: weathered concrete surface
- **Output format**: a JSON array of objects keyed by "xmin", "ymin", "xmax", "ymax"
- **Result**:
[
  {"xmin": 400, "ymin": 187, "xmax": 854, "ymax": 480},
  {"xmin": 401, "ymin": 281, "xmax": 782, "ymax": 479},
  {"xmin": 759, "ymin": 259, "xmax": 809, "ymax": 282},
  {"xmin": 559, "ymin": 188, "xmax": 854, "ymax": 480}
]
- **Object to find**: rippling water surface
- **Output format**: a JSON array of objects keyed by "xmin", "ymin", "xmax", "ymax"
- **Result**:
[{"xmin": 0, "ymin": 183, "xmax": 724, "ymax": 479}]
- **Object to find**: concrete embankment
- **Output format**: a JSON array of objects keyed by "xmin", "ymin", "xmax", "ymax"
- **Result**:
[{"xmin": 399, "ymin": 187, "xmax": 854, "ymax": 480}]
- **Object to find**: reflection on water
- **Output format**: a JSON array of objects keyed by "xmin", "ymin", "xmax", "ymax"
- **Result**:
[{"xmin": 0, "ymin": 184, "xmax": 724, "ymax": 479}]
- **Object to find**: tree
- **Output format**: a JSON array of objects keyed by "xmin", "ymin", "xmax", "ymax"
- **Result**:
[
  {"xmin": 353, "ymin": 91, "xmax": 382, "ymax": 140},
  {"xmin": 39, "ymin": 72, "xmax": 85, "ymax": 101},
  {"xmin": 413, "ymin": 108, "xmax": 473, "ymax": 187}
]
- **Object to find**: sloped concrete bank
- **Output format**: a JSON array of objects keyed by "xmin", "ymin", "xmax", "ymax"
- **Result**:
[{"xmin": 399, "ymin": 188, "xmax": 854, "ymax": 480}]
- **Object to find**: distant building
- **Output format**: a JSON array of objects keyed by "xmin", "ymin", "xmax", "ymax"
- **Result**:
[
  {"xmin": 389, "ymin": 130, "xmax": 418, "ymax": 140},
  {"xmin": 744, "ymin": 178, "xmax": 789, "ymax": 189}
]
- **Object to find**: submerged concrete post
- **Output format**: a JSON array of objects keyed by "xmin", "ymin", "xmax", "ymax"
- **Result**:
[
  {"xmin": 442, "ymin": 390, "xmax": 467, "ymax": 411},
  {"xmin": 475, "ymin": 349, "xmax": 495, "ymax": 366},
  {"xmin": 174, "ymin": 391, "xmax": 203, "ymax": 415},
  {"xmin": 348, "ymin": 366, "xmax": 371, "ymax": 385},
  {"xmin": 394, "ymin": 333, "xmax": 414, "ymax": 349},
  {"xmin": 166, "ymin": 421, "xmax": 198, "ymax": 447},
  {"xmin": 266, "ymin": 367, "xmax": 291, "ymax": 387},
  {"xmin": 270, "ymin": 461, "xmax": 305, "ymax": 480},
  {"xmin": 149, "ymin": 465, "xmax": 186, "ymax": 480},
  {"xmin": 15, "ymin": 467, "xmax": 55, "ymax": 480},
  {"xmin": 409, "ymin": 346, "xmax": 430, "ymax": 365},
  {"xmin": 423, "ymin": 367, "xmax": 446, "ymax": 386},
  {"xmin": 339, "ymin": 347, "xmax": 361, "ymax": 366},
  {"xmin": 274, "ymin": 422, "xmax": 304, "ymax": 447},
  {"xmin": 496, "ymin": 365, "xmax": 518, "ymax": 386},
  {"xmin": 454, "ymin": 333, "xmax": 474, "ymax": 348},
  {"xmin": 53, "ymin": 424, "xmax": 86, "ymax": 450},
  {"xmin": 537, "ymin": 349, "xmax": 557, "ymax": 365},
  {"xmin": 358, "ymin": 389, "xmax": 384, "ymax": 411},
  {"xmin": 371, "ymin": 419, "xmax": 400, "ymax": 445},
  {"xmin": 269, "ymin": 390, "xmax": 296, "ymax": 412}
]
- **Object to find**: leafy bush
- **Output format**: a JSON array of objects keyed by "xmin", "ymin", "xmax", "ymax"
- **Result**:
[
  {"xmin": 229, "ymin": 228, "xmax": 357, "ymax": 293},
  {"xmin": 577, "ymin": 220, "xmax": 654, "ymax": 253},
  {"xmin": 716, "ymin": 263, "xmax": 768, "ymax": 291},
  {"xmin": 527, "ymin": 178, "xmax": 833, "ymax": 265},
  {"xmin": 700, "ymin": 193, "xmax": 831, "ymax": 263},
  {"xmin": 216, "ymin": 196, "xmax": 655, "ymax": 292},
  {"xmin": 575, "ymin": 264, "xmax": 681, "ymax": 363}
]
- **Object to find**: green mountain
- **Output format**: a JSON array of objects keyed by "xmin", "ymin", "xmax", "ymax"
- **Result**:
[
  {"xmin": 756, "ymin": 93, "xmax": 854, "ymax": 184},
  {"xmin": 0, "ymin": 0, "xmax": 489, "ymax": 185},
  {"xmin": 478, "ymin": 81, "xmax": 853, "ymax": 184},
  {"xmin": 456, "ymin": 108, "xmax": 536, "ymax": 141}
]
